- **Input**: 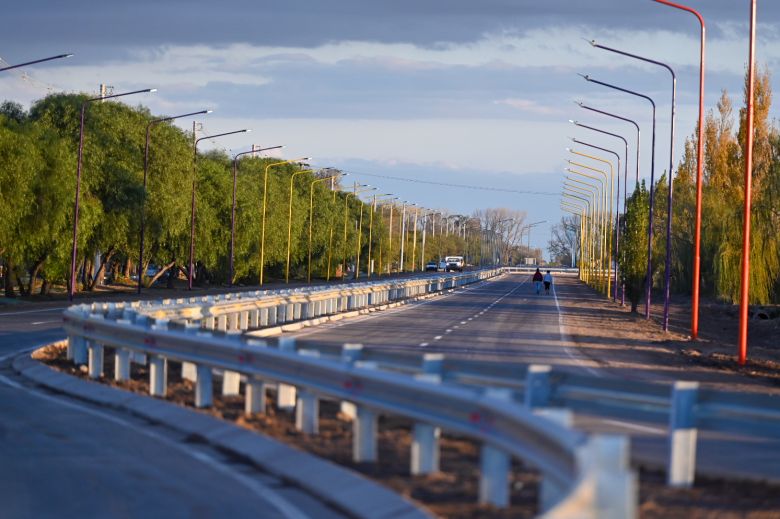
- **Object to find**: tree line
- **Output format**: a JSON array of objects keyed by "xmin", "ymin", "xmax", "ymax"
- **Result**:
[{"xmin": 0, "ymin": 94, "xmax": 480, "ymax": 297}]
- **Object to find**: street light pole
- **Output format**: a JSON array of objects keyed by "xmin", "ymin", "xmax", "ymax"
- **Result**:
[
  {"xmin": 654, "ymin": 0, "xmax": 707, "ymax": 341},
  {"xmin": 579, "ymin": 75, "xmax": 657, "ymax": 320},
  {"xmin": 589, "ymin": 40, "xmax": 678, "ymax": 332},
  {"xmin": 308, "ymin": 173, "xmax": 343, "ymax": 282},
  {"xmin": 138, "ymin": 109, "xmax": 211, "ymax": 294},
  {"xmin": 190, "ymin": 128, "xmax": 251, "ymax": 290},
  {"xmin": 230, "ymin": 145, "xmax": 283, "ymax": 286},
  {"xmin": 738, "ymin": 0, "xmax": 757, "ymax": 365},
  {"xmin": 0, "ymin": 53, "xmax": 72, "ymax": 72},
  {"xmin": 286, "ymin": 168, "xmax": 313, "ymax": 283},
  {"xmin": 260, "ymin": 157, "xmax": 310, "ymax": 285},
  {"xmin": 69, "ymin": 87, "xmax": 156, "ymax": 301}
]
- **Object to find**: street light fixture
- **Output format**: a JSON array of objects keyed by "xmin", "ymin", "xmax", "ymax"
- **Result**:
[
  {"xmin": 0, "ymin": 53, "xmax": 73, "ymax": 72},
  {"xmin": 229, "ymin": 145, "xmax": 284, "ymax": 286},
  {"xmin": 138, "ymin": 109, "xmax": 212, "ymax": 294},
  {"xmin": 68, "ymin": 87, "xmax": 156, "ymax": 301},
  {"xmin": 189, "ymin": 128, "xmax": 251, "ymax": 290}
]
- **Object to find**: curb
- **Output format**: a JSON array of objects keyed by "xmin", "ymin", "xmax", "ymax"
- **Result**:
[{"xmin": 13, "ymin": 352, "xmax": 432, "ymax": 519}]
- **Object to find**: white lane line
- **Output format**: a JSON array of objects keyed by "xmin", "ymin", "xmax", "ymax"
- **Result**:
[
  {"xmin": 0, "ymin": 306, "xmax": 68, "ymax": 317},
  {"xmin": 419, "ymin": 342, "xmax": 429, "ymax": 347},
  {"xmin": 433, "ymin": 336, "xmax": 443, "ymax": 340},
  {"xmin": 460, "ymin": 321, "xmax": 466, "ymax": 325},
  {"xmin": 468, "ymin": 317, "xmax": 474, "ymax": 320},
  {"xmin": 453, "ymin": 325, "xmax": 459, "ymax": 329},
  {"xmin": 445, "ymin": 329, "xmax": 452, "ymax": 333},
  {"xmin": 0, "ymin": 364, "xmax": 309, "ymax": 519},
  {"xmin": 31, "ymin": 320, "xmax": 60, "ymax": 325},
  {"xmin": 552, "ymin": 282, "xmax": 603, "ymax": 378},
  {"xmin": 602, "ymin": 419, "xmax": 665, "ymax": 435}
]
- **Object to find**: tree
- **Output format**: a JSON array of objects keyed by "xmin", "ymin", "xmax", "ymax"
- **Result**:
[
  {"xmin": 619, "ymin": 182, "xmax": 650, "ymax": 312},
  {"xmin": 548, "ymin": 217, "xmax": 578, "ymax": 267}
]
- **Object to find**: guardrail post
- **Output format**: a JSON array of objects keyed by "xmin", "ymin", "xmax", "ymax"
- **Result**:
[
  {"xmin": 222, "ymin": 370, "xmax": 241, "ymax": 396},
  {"xmin": 422, "ymin": 353, "xmax": 444, "ymax": 376},
  {"xmin": 411, "ymin": 374, "xmax": 442, "ymax": 475},
  {"xmin": 340, "ymin": 343, "xmax": 363, "ymax": 420},
  {"xmin": 479, "ymin": 388, "xmax": 512, "ymax": 508},
  {"xmin": 479, "ymin": 444, "xmax": 510, "ymax": 508},
  {"xmin": 203, "ymin": 316, "xmax": 215, "ymax": 330},
  {"xmin": 524, "ymin": 364, "xmax": 552, "ymax": 408},
  {"xmin": 277, "ymin": 303, "xmax": 287, "ymax": 324},
  {"xmin": 245, "ymin": 379, "xmax": 266, "ymax": 415},
  {"xmin": 575, "ymin": 434, "xmax": 637, "ymax": 519},
  {"xmin": 239, "ymin": 311, "xmax": 249, "ymax": 330},
  {"xmin": 114, "ymin": 348, "xmax": 130, "ymax": 382},
  {"xmin": 295, "ymin": 350, "xmax": 321, "ymax": 434},
  {"xmin": 537, "ymin": 409, "xmax": 574, "ymax": 512},
  {"xmin": 276, "ymin": 337, "xmax": 297, "ymax": 410},
  {"xmin": 249, "ymin": 309, "xmax": 260, "ymax": 328},
  {"xmin": 87, "ymin": 340, "xmax": 104, "ymax": 379},
  {"xmin": 668, "ymin": 381, "xmax": 699, "ymax": 488},
  {"xmin": 149, "ymin": 355, "xmax": 167, "ymax": 397},
  {"xmin": 353, "ymin": 405, "xmax": 378, "ymax": 463},
  {"xmin": 195, "ymin": 364, "xmax": 213, "ymax": 408},
  {"xmin": 216, "ymin": 315, "xmax": 228, "ymax": 332}
]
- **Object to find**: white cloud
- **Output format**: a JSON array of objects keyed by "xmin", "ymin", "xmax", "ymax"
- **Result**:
[{"xmin": 495, "ymin": 98, "xmax": 562, "ymax": 115}]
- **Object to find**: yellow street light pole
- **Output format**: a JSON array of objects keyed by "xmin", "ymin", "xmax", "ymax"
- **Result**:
[
  {"xmin": 410, "ymin": 206, "xmax": 420, "ymax": 272},
  {"xmin": 260, "ymin": 157, "xmax": 310, "ymax": 285},
  {"xmin": 563, "ymin": 191, "xmax": 594, "ymax": 285},
  {"xmin": 563, "ymin": 193, "xmax": 592, "ymax": 285},
  {"xmin": 561, "ymin": 203, "xmax": 585, "ymax": 277},
  {"xmin": 342, "ymin": 184, "xmax": 375, "ymax": 279},
  {"xmin": 565, "ymin": 176, "xmax": 603, "ymax": 287},
  {"xmin": 286, "ymin": 168, "xmax": 315, "ymax": 283},
  {"xmin": 308, "ymin": 173, "xmax": 343, "ymax": 283},
  {"xmin": 568, "ymin": 160, "xmax": 612, "ymax": 295},
  {"xmin": 569, "ymin": 150, "xmax": 616, "ymax": 297},
  {"xmin": 367, "ymin": 194, "xmax": 394, "ymax": 278}
]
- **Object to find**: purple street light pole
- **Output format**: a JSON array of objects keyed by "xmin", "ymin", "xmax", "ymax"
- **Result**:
[
  {"xmin": 138, "ymin": 109, "xmax": 211, "ymax": 294},
  {"xmin": 580, "ymin": 74, "xmax": 657, "ymax": 321},
  {"xmin": 590, "ymin": 40, "xmax": 677, "ymax": 333},
  {"xmin": 0, "ymin": 53, "xmax": 72, "ymax": 72},
  {"xmin": 230, "ymin": 145, "xmax": 284, "ymax": 286},
  {"xmin": 189, "ymin": 129, "xmax": 251, "ymax": 290},
  {"xmin": 69, "ymin": 88, "xmax": 156, "ymax": 302},
  {"xmin": 570, "ymin": 138, "xmax": 622, "ymax": 303}
]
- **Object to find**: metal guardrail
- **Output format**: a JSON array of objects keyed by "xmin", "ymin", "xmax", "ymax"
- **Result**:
[{"xmin": 60, "ymin": 269, "xmax": 636, "ymax": 518}]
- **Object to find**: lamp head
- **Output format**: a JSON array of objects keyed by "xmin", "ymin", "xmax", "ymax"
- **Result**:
[
  {"xmin": 205, "ymin": 110, "xmax": 213, "ymax": 114},
  {"xmin": 148, "ymin": 88, "xmax": 158, "ymax": 93},
  {"xmin": 64, "ymin": 53, "xmax": 74, "ymax": 58}
]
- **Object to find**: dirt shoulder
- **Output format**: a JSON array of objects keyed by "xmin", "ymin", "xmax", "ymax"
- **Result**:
[{"xmin": 556, "ymin": 274, "xmax": 780, "ymax": 394}]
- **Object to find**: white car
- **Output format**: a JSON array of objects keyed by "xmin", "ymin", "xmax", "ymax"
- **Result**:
[{"xmin": 445, "ymin": 256, "xmax": 464, "ymax": 272}]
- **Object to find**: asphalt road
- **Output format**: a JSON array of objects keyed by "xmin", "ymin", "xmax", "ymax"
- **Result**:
[
  {"xmin": 291, "ymin": 273, "xmax": 780, "ymax": 483},
  {"xmin": 0, "ymin": 304, "xmax": 345, "ymax": 519}
]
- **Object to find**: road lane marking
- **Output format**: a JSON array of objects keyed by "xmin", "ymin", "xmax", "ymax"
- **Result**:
[
  {"xmin": 552, "ymin": 281, "xmax": 603, "ymax": 378},
  {"xmin": 0, "ymin": 307, "xmax": 68, "ymax": 317},
  {"xmin": 433, "ymin": 336, "xmax": 442, "ymax": 340},
  {"xmin": 419, "ymin": 342, "xmax": 429, "ymax": 347},
  {"xmin": 445, "ymin": 329, "xmax": 452, "ymax": 333},
  {"xmin": 460, "ymin": 321, "xmax": 466, "ymax": 325},
  {"xmin": 31, "ymin": 320, "xmax": 60, "ymax": 325}
]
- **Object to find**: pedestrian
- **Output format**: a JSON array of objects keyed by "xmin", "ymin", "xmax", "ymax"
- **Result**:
[
  {"xmin": 532, "ymin": 268, "xmax": 543, "ymax": 294},
  {"xmin": 543, "ymin": 270, "xmax": 553, "ymax": 295}
]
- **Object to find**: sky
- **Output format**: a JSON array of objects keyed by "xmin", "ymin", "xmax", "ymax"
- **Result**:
[{"xmin": 2, "ymin": 0, "xmax": 779, "ymax": 257}]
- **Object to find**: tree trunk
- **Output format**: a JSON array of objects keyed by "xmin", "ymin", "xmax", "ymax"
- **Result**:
[
  {"xmin": 147, "ymin": 261, "xmax": 176, "ymax": 288},
  {"xmin": 27, "ymin": 258, "xmax": 45, "ymax": 295},
  {"xmin": 123, "ymin": 258, "xmax": 133, "ymax": 279},
  {"xmin": 14, "ymin": 267, "xmax": 28, "ymax": 297},
  {"xmin": 87, "ymin": 247, "xmax": 115, "ymax": 291},
  {"xmin": 40, "ymin": 278, "xmax": 50, "ymax": 295},
  {"xmin": 3, "ymin": 257, "xmax": 15, "ymax": 298}
]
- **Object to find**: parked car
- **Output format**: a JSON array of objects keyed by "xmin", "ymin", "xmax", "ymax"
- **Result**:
[{"xmin": 425, "ymin": 261, "xmax": 438, "ymax": 272}]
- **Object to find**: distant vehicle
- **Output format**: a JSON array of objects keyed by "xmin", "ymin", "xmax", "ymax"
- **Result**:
[
  {"xmin": 445, "ymin": 255, "xmax": 464, "ymax": 272},
  {"xmin": 425, "ymin": 261, "xmax": 438, "ymax": 272},
  {"xmin": 438, "ymin": 260, "xmax": 447, "ymax": 271}
]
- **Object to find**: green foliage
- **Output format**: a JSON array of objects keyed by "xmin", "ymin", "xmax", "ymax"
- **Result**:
[{"xmin": 619, "ymin": 182, "xmax": 650, "ymax": 312}]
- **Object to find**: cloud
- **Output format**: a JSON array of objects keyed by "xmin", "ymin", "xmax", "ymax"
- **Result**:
[{"xmin": 495, "ymin": 98, "xmax": 562, "ymax": 116}]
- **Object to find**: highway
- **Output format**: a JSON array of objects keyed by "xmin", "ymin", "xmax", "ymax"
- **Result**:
[
  {"xmin": 291, "ymin": 272, "xmax": 780, "ymax": 482},
  {"xmin": 0, "ymin": 303, "xmax": 345, "ymax": 519}
]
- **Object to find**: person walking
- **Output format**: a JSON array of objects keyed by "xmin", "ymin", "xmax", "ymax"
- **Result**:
[
  {"xmin": 543, "ymin": 270, "xmax": 553, "ymax": 295},
  {"xmin": 532, "ymin": 268, "xmax": 543, "ymax": 295}
]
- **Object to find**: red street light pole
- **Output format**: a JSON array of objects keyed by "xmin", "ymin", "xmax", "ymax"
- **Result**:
[
  {"xmin": 229, "ymin": 145, "xmax": 284, "ymax": 286},
  {"xmin": 138, "ymin": 109, "xmax": 211, "ymax": 294},
  {"xmin": 0, "ymin": 53, "xmax": 72, "ymax": 72},
  {"xmin": 738, "ymin": 0, "xmax": 757, "ymax": 365},
  {"xmin": 189, "ymin": 129, "xmax": 251, "ymax": 290},
  {"xmin": 654, "ymin": 0, "xmax": 706, "ymax": 340},
  {"xmin": 69, "ymin": 88, "xmax": 156, "ymax": 301}
]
